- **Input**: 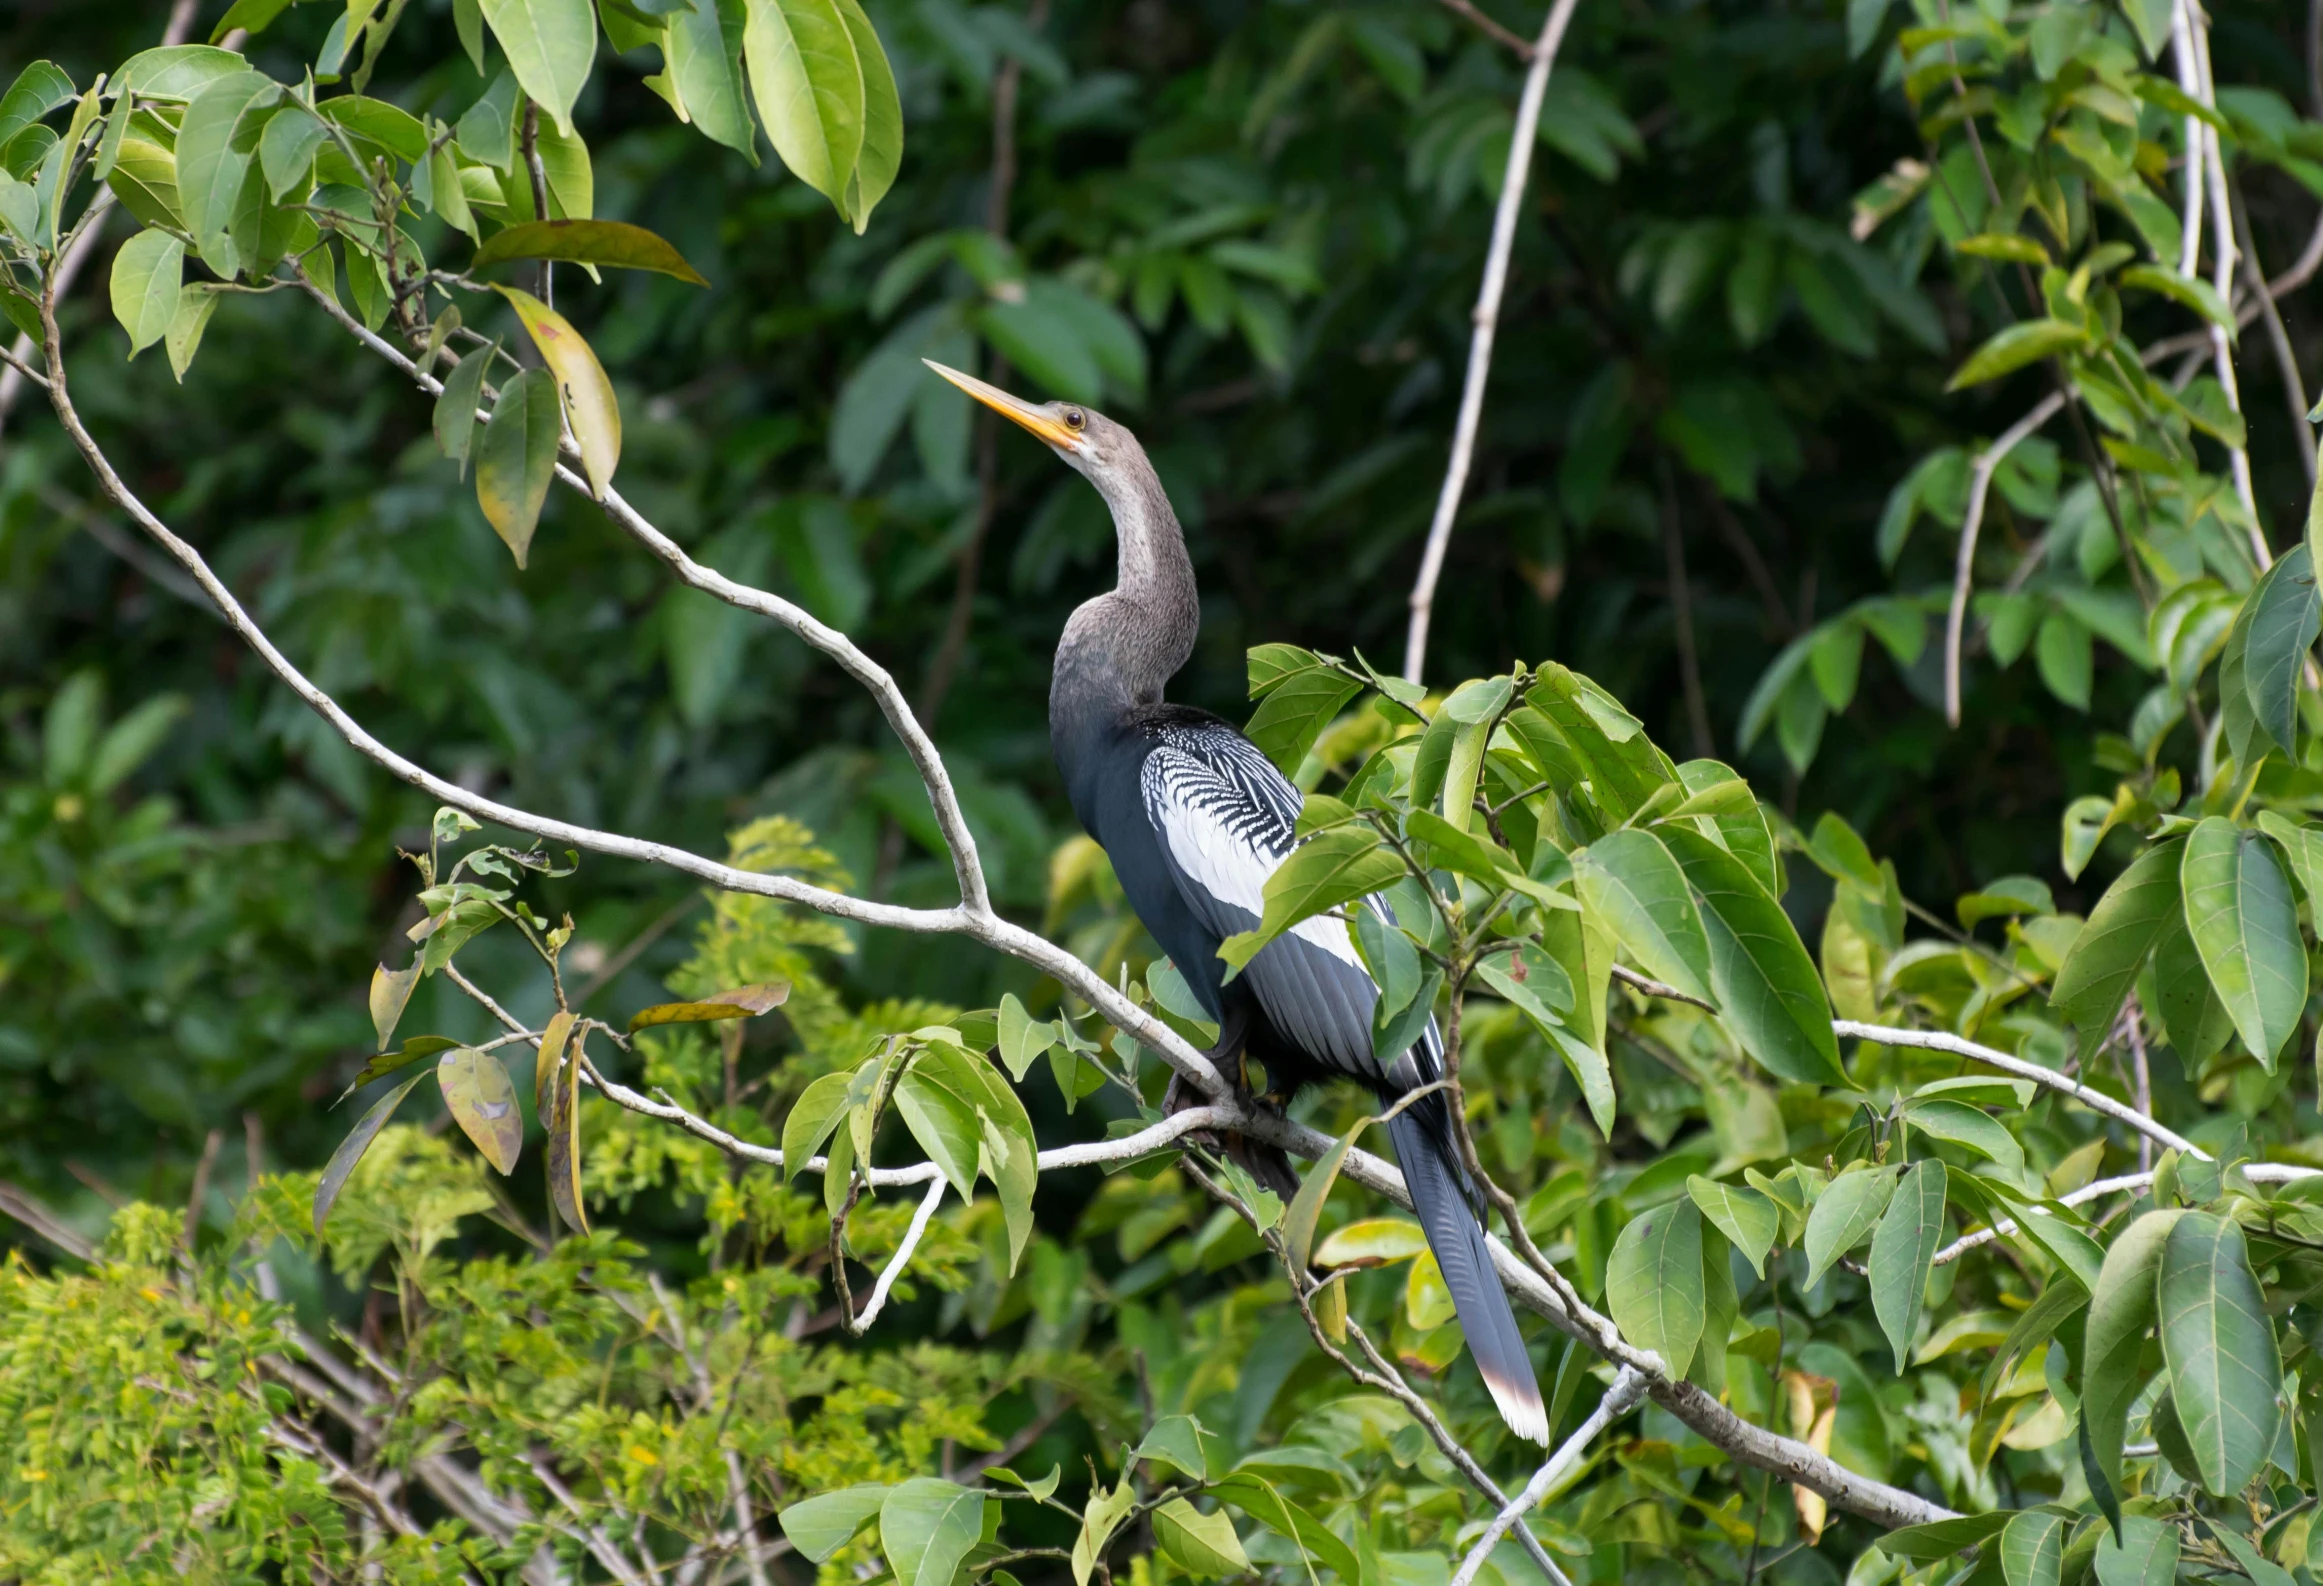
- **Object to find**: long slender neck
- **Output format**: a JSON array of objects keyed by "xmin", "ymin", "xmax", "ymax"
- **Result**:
[{"xmin": 1051, "ymin": 450, "xmax": 1199, "ymax": 751}]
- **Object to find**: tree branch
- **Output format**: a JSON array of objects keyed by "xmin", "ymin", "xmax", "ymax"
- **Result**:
[
  {"xmin": 1944, "ymin": 391, "xmax": 2068, "ymax": 725},
  {"xmin": 1449, "ymin": 1366, "xmax": 1649, "ymax": 1586},
  {"xmin": 1403, "ymin": 0, "xmax": 1584, "ymax": 682},
  {"xmin": 841, "ymin": 1175, "xmax": 947, "ymax": 1334}
]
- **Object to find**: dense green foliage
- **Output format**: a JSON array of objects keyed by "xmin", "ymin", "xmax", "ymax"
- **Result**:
[{"xmin": 16, "ymin": 0, "xmax": 2323, "ymax": 1581}]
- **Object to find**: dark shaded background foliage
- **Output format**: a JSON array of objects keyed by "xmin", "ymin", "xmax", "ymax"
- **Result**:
[{"xmin": 2, "ymin": 0, "xmax": 2316, "ymax": 1205}]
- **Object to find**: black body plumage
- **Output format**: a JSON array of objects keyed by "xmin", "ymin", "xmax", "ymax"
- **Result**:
[{"xmin": 1011, "ymin": 396, "xmax": 1548, "ymax": 1446}]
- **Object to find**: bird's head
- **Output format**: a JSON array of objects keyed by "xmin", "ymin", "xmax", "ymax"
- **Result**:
[{"xmin": 922, "ymin": 360, "xmax": 1130, "ymax": 482}]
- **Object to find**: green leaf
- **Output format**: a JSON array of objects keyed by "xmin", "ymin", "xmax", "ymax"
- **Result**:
[
  {"xmin": 0, "ymin": 62, "xmax": 73, "ymax": 152},
  {"xmin": 879, "ymin": 1478, "xmax": 984, "ymax": 1586},
  {"xmin": 830, "ymin": 0, "xmax": 899, "ymax": 230},
  {"xmin": 892, "ymin": 1058, "xmax": 980, "ymax": 1200},
  {"xmin": 313, "ymin": 1071, "xmax": 428, "ymax": 1236},
  {"xmin": 316, "ymin": 96, "xmax": 428, "ymax": 162},
  {"xmin": 659, "ymin": 0, "xmax": 759, "ymax": 164},
  {"xmin": 493, "ymin": 283, "xmax": 621, "ymax": 499},
  {"xmin": 1869, "ymin": 1158, "xmax": 1945, "ymax": 1373},
  {"xmin": 1283, "ymin": 1116, "xmax": 1366, "ymax": 1274},
  {"xmin": 162, "ymin": 285, "xmax": 218, "ymax": 382},
  {"xmin": 471, "ymin": 217, "xmax": 712, "ymax": 283},
  {"xmin": 2239, "ymin": 546, "xmax": 2319, "ymax": 760},
  {"xmin": 479, "ymin": 0, "xmax": 599, "ymax": 137},
  {"xmin": 995, "ymin": 993, "xmax": 1056, "ymax": 1082},
  {"xmin": 437, "ymin": 1046, "xmax": 522, "ymax": 1174},
  {"xmin": 1072, "ymin": 1475, "xmax": 1138, "ymax": 1586},
  {"xmin": 780, "ymin": 1069, "xmax": 853, "ymax": 1181},
  {"xmin": 628, "ymin": 983, "xmax": 789, "ymax": 1029},
  {"xmin": 115, "ymin": 46, "xmax": 250, "ymax": 101},
  {"xmin": 174, "ymin": 70, "xmax": 273, "ymax": 277},
  {"xmin": 1607, "ymin": 1198, "xmax": 1706, "ymax": 1378},
  {"xmin": 1243, "ymin": 662, "xmax": 1361, "ymax": 772},
  {"xmin": 1803, "ymin": 1164, "xmax": 1898, "ymax": 1289},
  {"xmin": 210, "ymin": 0, "xmax": 299, "ymax": 40},
  {"xmin": 1686, "ymin": 1175, "xmax": 1778, "ymax": 1278},
  {"xmin": 1211, "ymin": 1473, "xmax": 1360, "ymax": 1583},
  {"xmin": 1312, "ymin": 1217, "xmax": 1428, "ymax": 1267},
  {"xmin": 1575, "ymin": 828, "xmax": 1715, "ymax": 1005},
  {"xmin": 2181, "ymin": 818, "xmax": 2307, "ymax": 1069},
  {"xmin": 475, "ymin": 366, "xmax": 561, "ymax": 567},
  {"xmin": 107, "ymin": 228, "xmax": 182, "ymax": 358},
  {"xmin": 777, "ymin": 1484, "xmax": 890, "ymax": 1563},
  {"xmin": 2051, "ymin": 838, "xmax": 2184, "ymax": 1056},
  {"xmin": 1135, "ymin": 1414, "xmax": 1225, "ymax": 1481},
  {"xmin": 1900, "ymin": 1097, "xmax": 2025, "ymax": 1175},
  {"xmin": 433, "ymin": 340, "xmax": 497, "ymax": 477},
  {"xmin": 2119, "ymin": 264, "xmax": 2236, "ymax": 330},
  {"xmin": 1661, "ymin": 826, "xmax": 1845, "ymax": 1086},
  {"xmin": 1153, "ymin": 1499, "xmax": 1249, "ymax": 1579},
  {"xmin": 2158, "ymin": 1210, "xmax": 2283, "ymax": 1496},
  {"xmin": 338, "ymin": 1035, "xmax": 462, "ymax": 1101},
  {"xmin": 1216, "ymin": 826, "xmax": 1402, "ymax": 975},
  {"xmin": 2083, "ymin": 1209, "xmax": 2183, "ymax": 1495},
  {"xmin": 1877, "ymin": 1512, "xmax": 2013, "ymax": 1558},
  {"xmin": 1947, "ymin": 317, "xmax": 2086, "ymax": 389},
  {"xmin": 1404, "ymin": 806, "xmax": 1512, "ymax": 884},
  {"xmin": 2001, "ymin": 1510, "xmax": 2070, "ymax": 1586},
  {"xmin": 2092, "ymin": 1515, "xmax": 2178, "ymax": 1586},
  {"xmin": 743, "ymin": 0, "xmax": 866, "ymax": 220}
]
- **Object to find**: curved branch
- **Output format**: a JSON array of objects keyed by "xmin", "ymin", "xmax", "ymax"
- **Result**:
[
  {"xmin": 1450, "ymin": 1367, "xmax": 1650, "ymax": 1586},
  {"xmin": 845, "ymin": 1176, "xmax": 947, "ymax": 1333},
  {"xmin": 291, "ymin": 272, "xmax": 994, "ymax": 919},
  {"xmin": 1943, "ymin": 391, "xmax": 2068, "ymax": 726},
  {"xmin": 1832, "ymin": 1019, "xmax": 2202, "ymax": 1158},
  {"xmin": 1931, "ymin": 1160, "xmax": 2323, "ymax": 1266},
  {"xmin": 1403, "ymin": 0, "xmax": 1584, "ymax": 683}
]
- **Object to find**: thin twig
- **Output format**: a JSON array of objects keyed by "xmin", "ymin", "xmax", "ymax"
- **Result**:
[
  {"xmin": 1404, "ymin": 0, "xmax": 1584, "ymax": 681},
  {"xmin": 2230, "ymin": 173, "xmax": 2314, "ymax": 488},
  {"xmin": 1943, "ymin": 391, "xmax": 2068, "ymax": 724},
  {"xmin": 1449, "ymin": 1367, "xmax": 1649, "ymax": 1586},
  {"xmin": 1435, "ymin": 0, "xmax": 1543, "ymax": 57},
  {"xmin": 1658, "ymin": 455, "xmax": 1713, "ymax": 757},
  {"xmin": 842, "ymin": 1175, "xmax": 946, "ymax": 1334}
]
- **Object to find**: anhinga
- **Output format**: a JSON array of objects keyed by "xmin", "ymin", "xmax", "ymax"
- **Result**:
[{"xmin": 927, "ymin": 361, "xmax": 1548, "ymax": 1444}]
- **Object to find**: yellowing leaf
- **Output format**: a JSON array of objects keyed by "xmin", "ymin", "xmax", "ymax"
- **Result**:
[
  {"xmin": 475, "ymin": 366, "xmax": 560, "ymax": 566},
  {"xmin": 493, "ymin": 283, "xmax": 621, "ymax": 498},
  {"xmin": 438, "ymin": 1046, "xmax": 522, "ymax": 1174}
]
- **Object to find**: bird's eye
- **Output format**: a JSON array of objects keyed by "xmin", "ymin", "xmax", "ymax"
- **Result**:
[{"xmin": 1062, "ymin": 408, "xmax": 1086, "ymax": 431}]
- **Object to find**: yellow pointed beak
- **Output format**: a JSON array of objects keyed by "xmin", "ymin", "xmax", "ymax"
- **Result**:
[{"xmin": 923, "ymin": 359, "xmax": 1085, "ymax": 452}]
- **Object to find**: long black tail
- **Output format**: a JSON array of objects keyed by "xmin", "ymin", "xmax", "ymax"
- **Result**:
[{"xmin": 1388, "ymin": 1101, "xmax": 1548, "ymax": 1443}]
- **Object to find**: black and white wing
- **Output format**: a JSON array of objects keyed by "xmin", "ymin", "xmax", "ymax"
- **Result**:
[
  {"xmin": 1136, "ymin": 718, "xmax": 1547, "ymax": 1444},
  {"xmin": 1138, "ymin": 721, "xmax": 1425, "ymax": 1090}
]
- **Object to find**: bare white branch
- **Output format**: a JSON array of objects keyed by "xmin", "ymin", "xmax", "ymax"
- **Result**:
[
  {"xmin": 1833, "ymin": 1019, "xmax": 2204, "ymax": 1158},
  {"xmin": 845, "ymin": 1176, "xmax": 948, "ymax": 1333},
  {"xmin": 1450, "ymin": 1367, "xmax": 1649, "ymax": 1586},
  {"xmin": 1931, "ymin": 1160, "xmax": 2322, "ymax": 1266},
  {"xmin": 1943, "ymin": 391, "xmax": 2069, "ymax": 725},
  {"xmin": 1403, "ymin": 0, "xmax": 1584, "ymax": 683}
]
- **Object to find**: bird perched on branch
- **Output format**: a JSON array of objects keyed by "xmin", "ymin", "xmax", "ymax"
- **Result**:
[{"xmin": 926, "ymin": 361, "xmax": 1548, "ymax": 1445}]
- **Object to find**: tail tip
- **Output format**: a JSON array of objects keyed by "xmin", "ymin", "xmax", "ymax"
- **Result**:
[{"xmin": 1483, "ymin": 1364, "xmax": 1551, "ymax": 1446}]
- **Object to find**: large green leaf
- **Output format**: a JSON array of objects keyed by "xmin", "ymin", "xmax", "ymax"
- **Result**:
[
  {"xmin": 742, "ymin": 0, "xmax": 865, "ymax": 218},
  {"xmin": 1686, "ymin": 1175, "xmax": 1778, "ymax": 1278},
  {"xmin": 1869, "ymin": 1158, "xmax": 1945, "ymax": 1372},
  {"xmin": 1243, "ymin": 661, "xmax": 1362, "ymax": 772},
  {"xmin": 1661, "ymin": 826, "xmax": 1844, "ymax": 1085},
  {"xmin": 1152, "ymin": 1498, "xmax": 1250, "ymax": 1578},
  {"xmin": 108, "ymin": 228, "xmax": 182, "ymax": 357},
  {"xmin": 1947, "ymin": 317, "xmax": 2086, "ymax": 388},
  {"xmin": 778, "ymin": 1484, "xmax": 889, "ymax": 1562},
  {"xmin": 2180, "ymin": 818, "xmax": 2307, "ymax": 1069},
  {"xmin": 1606, "ymin": 1198, "xmax": 1705, "ymax": 1377},
  {"xmin": 173, "ymin": 70, "xmax": 272, "ymax": 277},
  {"xmin": 661, "ymin": 0, "xmax": 758, "ymax": 163},
  {"xmin": 2239, "ymin": 545, "xmax": 2320, "ymax": 759},
  {"xmin": 2083, "ymin": 1209, "xmax": 2182, "ymax": 1496},
  {"xmin": 831, "ymin": 0, "xmax": 899, "ymax": 229},
  {"xmin": 1575, "ymin": 828, "xmax": 1715, "ymax": 1004},
  {"xmin": 879, "ymin": 1478, "xmax": 984, "ymax": 1586},
  {"xmin": 2157, "ymin": 1210, "xmax": 2282, "ymax": 1496},
  {"xmin": 1216, "ymin": 826, "xmax": 1403, "ymax": 974},
  {"xmin": 780, "ymin": 1069, "xmax": 854, "ymax": 1181},
  {"xmin": 1803, "ymin": 1164, "xmax": 1898, "ymax": 1289},
  {"xmin": 2000, "ymin": 1509, "xmax": 2070, "ymax": 1586},
  {"xmin": 2050, "ymin": 838, "xmax": 2184, "ymax": 1056},
  {"xmin": 892, "ymin": 1056, "xmax": 981, "ymax": 1200},
  {"xmin": 478, "ymin": 0, "xmax": 598, "ymax": 137},
  {"xmin": 2092, "ymin": 1514, "xmax": 2178, "ymax": 1586}
]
